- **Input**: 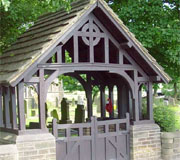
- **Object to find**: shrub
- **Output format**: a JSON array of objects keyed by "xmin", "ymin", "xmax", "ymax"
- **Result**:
[{"xmin": 154, "ymin": 106, "xmax": 177, "ymax": 132}]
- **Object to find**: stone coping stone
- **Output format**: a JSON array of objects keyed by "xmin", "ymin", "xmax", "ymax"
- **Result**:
[
  {"xmin": 0, "ymin": 144, "xmax": 17, "ymax": 154},
  {"xmin": 0, "ymin": 131, "xmax": 17, "ymax": 144},
  {"xmin": 161, "ymin": 132, "xmax": 180, "ymax": 139},
  {"xmin": 16, "ymin": 133, "xmax": 55, "ymax": 143},
  {"xmin": 130, "ymin": 123, "xmax": 160, "ymax": 131}
]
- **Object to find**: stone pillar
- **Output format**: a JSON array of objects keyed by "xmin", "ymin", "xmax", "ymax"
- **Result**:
[
  {"xmin": 161, "ymin": 132, "xmax": 180, "ymax": 160},
  {"xmin": 0, "ymin": 144, "xmax": 18, "ymax": 160},
  {"xmin": 16, "ymin": 133, "xmax": 56, "ymax": 160},
  {"xmin": 130, "ymin": 123, "xmax": 161, "ymax": 160},
  {"xmin": 0, "ymin": 131, "xmax": 56, "ymax": 160}
]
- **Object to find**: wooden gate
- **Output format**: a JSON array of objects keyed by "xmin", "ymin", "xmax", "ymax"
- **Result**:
[{"xmin": 52, "ymin": 113, "xmax": 130, "ymax": 160}]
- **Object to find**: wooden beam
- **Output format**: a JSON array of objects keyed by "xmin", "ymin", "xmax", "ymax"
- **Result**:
[
  {"xmin": 76, "ymin": 31, "xmax": 105, "ymax": 38},
  {"xmin": 10, "ymin": 87, "xmax": 18, "ymax": 129},
  {"xmin": 38, "ymin": 63, "xmax": 134, "ymax": 70},
  {"xmin": 0, "ymin": 86, "xmax": 4, "ymax": 127},
  {"xmin": 24, "ymin": 77, "xmax": 39, "ymax": 83},
  {"xmin": 120, "ymin": 42, "xmax": 133, "ymax": 49},
  {"xmin": 17, "ymin": 83, "xmax": 26, "ymax": 130},
  {"xmin": 150, "ymin": 76, "xmax": 161, "ymax": 82},
  {"xmin": 4, "ymin": 87, "xmax": 11, "ymax": 128}
]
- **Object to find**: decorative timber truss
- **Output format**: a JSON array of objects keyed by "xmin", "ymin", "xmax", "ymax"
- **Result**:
[{"xmin": 0, "ymin": 0, "xmax": 171, "ymax": 135}]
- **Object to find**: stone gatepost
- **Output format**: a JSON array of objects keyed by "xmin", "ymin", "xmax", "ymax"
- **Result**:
[
  {"xmin": 0, "ymin": 131, "xmax": 56, "ymax": 160},
  {"xmin": 130, "ymin": 123, "xmax": 161, "ymax": 160},
  {"xmin": 16, "ymin": 133, "xmax": 56, "ymax": 160}
]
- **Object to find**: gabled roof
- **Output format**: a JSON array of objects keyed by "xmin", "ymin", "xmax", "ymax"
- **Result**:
[{"xmin": 0, "ymin": 0, "xmax": 171, "ymax": 86}]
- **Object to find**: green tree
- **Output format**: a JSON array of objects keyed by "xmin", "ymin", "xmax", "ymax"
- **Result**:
[
  {"xmin": 106, "ymin": 0, "xmax": 180, "ymax": 99},
  {"xmin": 0, "ymin": 0, "xmax": 73, "ymax": 54}
]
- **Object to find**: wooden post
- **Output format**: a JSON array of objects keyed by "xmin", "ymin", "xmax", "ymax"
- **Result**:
[
  {"xmin": 10, "ymin": 87, "xmax": 18, "ymax": 129},
  {"xmin": 39, "ymin": 69, "xmax": 46, "ymax": 130},
  {"xmin": 57, "ymin": 45, "xmax": 62, "ymax": 64},
  {"xmin": 147, "ymin": 82, "xmax": 153, "ymax": 121},
  {"xmin": 117, "ymin": 85, "xmax": 122, "ymax": 119},
  {"xmin": 52, "ymin": 118, "xmax": 58, "ymax": 138},
  {"xmin": 134, "ymin": 71, "xmax": 139, "ymax": 122},
  {"xmin": 74, "ymin": 35, "xmax": 79, "ymax": 63},
  {"xmin": 138, "ymin": 89, "xmax": 143, "ymax": 120},
  {"xmin": 17, "ymin": 83, "xmax": 26, "ymax": 130},
  {"xmin": 89, "ymin": 18, "xmax": 94, "ymax": 63},
  {"xmin": 105, "ymin": 37, "xmax": 109, "ymax": 64},
  {"xmin": 109, "ymin": 85, "xmax": 114, "ymax": 118},
  {"xmin": 0, "ymin": 86, "xmax": 4, "ymax": 127},
  {"xmin": 87, "ymin": 75, "xmax": 93, "ymax": 119},
  {"xmin": 4, "ymin": 87, "xmax": 11, "ymax": 128},
  {"xmin": 100, "ymin": 85, "xmax": 106, "ymax": 118}
]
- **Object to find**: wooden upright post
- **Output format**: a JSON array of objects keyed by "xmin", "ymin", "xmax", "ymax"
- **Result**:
[
  {"xmin": 17, "ymin": 83, "xmax": 26, "ymax": 130},
  {"xmin": 4, "ymin": 87, "xmax": 11, "ymax": 128},
  {"xmin": 138, "ymin": 89, "xmax": 143, "ymax": 120},
  {"xmin": 0, "ymin": 86, "xmax": 3, "ymax": 127},
  {"xmin": 10, "ymin": 87, "xmax": 18, "ymax": 129},
  {"xmin": 39, "ymin": 69, "xmax": 46, "ymax": 130},
  {"xmin": 134, "ymin": 71, "xmax": 139, "ymax": 123},
  {"xmin": 87, "ymin": 75, "xmax": 93, "ymax": 119},
  {"xmin": 100, "ymin": 85, "xmax": 106, "ymax": 118},
  {"xmin": 147, "ymin": 82, "xmax": 153, "ymax": 121},
  {"xmin": 109, "ymin": 85, "xmax": 114, "ymax": 118}
]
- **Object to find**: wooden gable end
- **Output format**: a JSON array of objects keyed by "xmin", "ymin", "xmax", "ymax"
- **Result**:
[{"xmin": 0, "ymin": 0, "xmax": 171, "ymax": 86}]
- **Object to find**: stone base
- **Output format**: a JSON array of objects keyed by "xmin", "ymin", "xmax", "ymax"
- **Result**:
[
  {"xmin": 16, "ymin": 133, "xmax": 56, "ymax": 160},
  {"xmin": 130, "ymin": 123, "xmax": 161, "ymax": 160},
  {"xmin": 0, "ymin": 144, "xmax": 18, "ymax": 160},
  {"xmin": 0, "ymin": 132, "xmax": 56, "ymax": 160}
]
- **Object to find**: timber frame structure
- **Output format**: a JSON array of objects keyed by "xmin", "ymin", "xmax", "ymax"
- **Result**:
[{"xmin": 0, "ymin": 0, "xmax": 171, "ymax": 135}]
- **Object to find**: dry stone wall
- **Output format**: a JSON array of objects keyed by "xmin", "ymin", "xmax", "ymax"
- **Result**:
[{"xmin": 161, "ymin": 132, "xmax": 180, "ymax": 160}]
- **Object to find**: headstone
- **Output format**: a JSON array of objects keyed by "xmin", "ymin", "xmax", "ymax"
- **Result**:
[
  {"xmin": 75, "ymin": 104, "xmax": 85, "ymax": 123},
  {"xmin": 75, "ymin": 96, "xmax": 85, "ymax": 123},
  {"xmin": 51, "ymin": 109, "xmax": 59, "ymax": 121},
  {"xmin": 60, "ymin": 98, "xmax": 72, "ymax": 124}
]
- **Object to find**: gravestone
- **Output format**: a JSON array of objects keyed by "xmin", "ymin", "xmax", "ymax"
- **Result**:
[
  {"xmin": 60, "ymin": 98, "xmax": 72, "ymax": 124},
  {"xmin": 75, "ymin": 96, "xmax": 85, "ymax": 123},
  {"xmin": 75, "ymin": 104, "xmax": 85, "ymax": 123}
]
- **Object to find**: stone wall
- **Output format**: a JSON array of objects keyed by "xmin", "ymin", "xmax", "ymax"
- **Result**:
[
  {"xmin": 0, "ymin": 144, "xmax": 18, "ymax": 160},
  {"xmin": 0, "ymin": 132, "xmax": 56, "ymax": 160},
  {"xmin": 161, "ymin": 132, "xmax": 180, "ymax": 160},
  {"xmin": 130, "ymin": 123, "xmax": 161, "ymax": 160}
]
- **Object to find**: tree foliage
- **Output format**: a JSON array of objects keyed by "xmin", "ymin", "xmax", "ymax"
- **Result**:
[
  {"xmin": 106, "ymin": 0, "xmax": 180, "ymax": 98},
  {"xmin": 0, "ymin": 0, "xmax": 73, "ymax": 54}
]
